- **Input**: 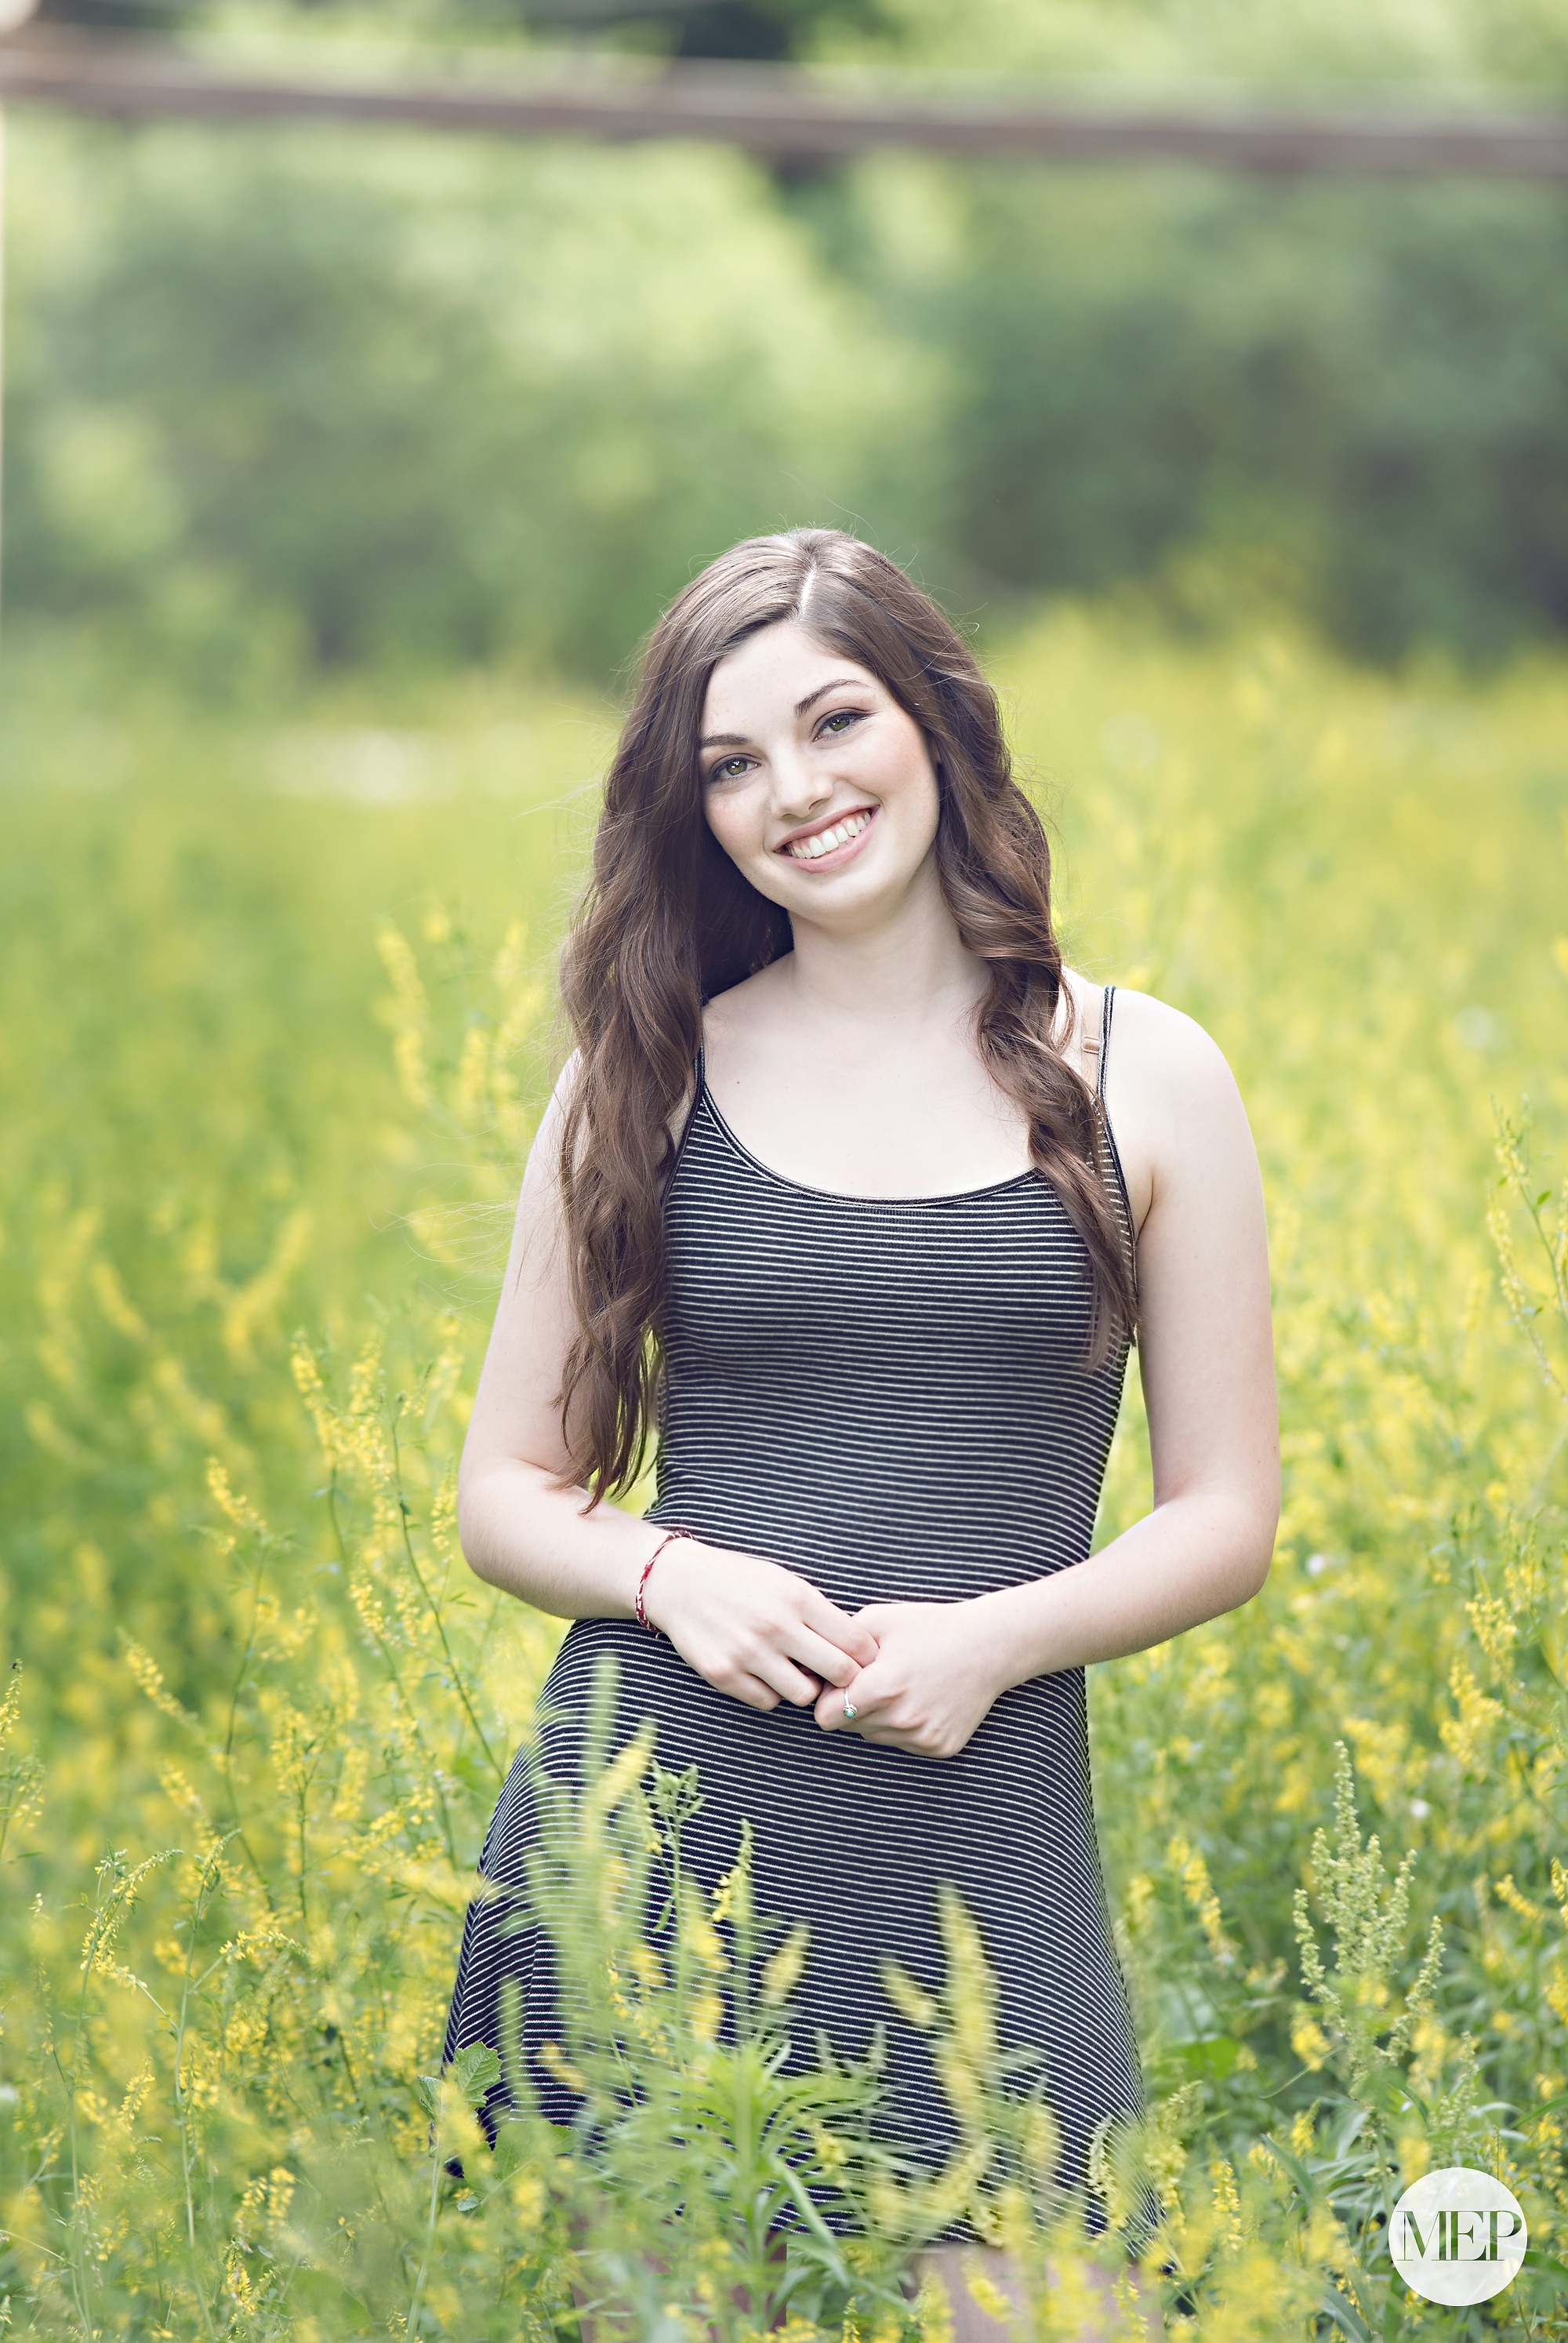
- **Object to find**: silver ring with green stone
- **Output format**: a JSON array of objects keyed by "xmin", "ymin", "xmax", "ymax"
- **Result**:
[{"xmin": 842, "ymin": 1698, "xmax": 858, "ymax": 1721}]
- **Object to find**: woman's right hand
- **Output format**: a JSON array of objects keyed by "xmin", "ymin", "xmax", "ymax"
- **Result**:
[{"xmin": 642, "ymin": 1538, "xmax": 879, "ymax": 1713}]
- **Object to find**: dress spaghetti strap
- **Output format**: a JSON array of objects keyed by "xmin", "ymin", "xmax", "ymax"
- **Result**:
[
  {"xmin": 1092, "ymin": 984, "xmax": 1137, "ymax": 1284},
  {"xmin": 1097, "ymin": 983, "xmax": 1116, "ymax": 1104},
  {"xmin": 666, "ymin": 1044, "xmax": 709, "ymax": 1188}
]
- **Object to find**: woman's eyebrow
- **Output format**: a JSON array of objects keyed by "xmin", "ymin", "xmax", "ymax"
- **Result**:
[
  {"xmin": 699, "ymin": 678, "xmax": 869, "ymax": 750},
  {"xmin": 794, "ymin": 677, "xmax": 866, "ymax": 716}
]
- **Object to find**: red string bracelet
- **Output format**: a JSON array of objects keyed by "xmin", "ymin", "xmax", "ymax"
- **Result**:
[{"xmin": 634, "ymin": 1526, "xmax": 696, "ymax": 1636}]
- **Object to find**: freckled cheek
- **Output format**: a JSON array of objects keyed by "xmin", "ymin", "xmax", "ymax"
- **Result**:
[
  {"xmin": 879, "ymin": 771, "xmax": 941, "ymax": 859},
  {"xmin": 870, "ymin": 734, "xmax": 938, "ymax": 816},
  {"xmin": 705, "ymin": 798, "xmax": 771, "ymax": 871}
]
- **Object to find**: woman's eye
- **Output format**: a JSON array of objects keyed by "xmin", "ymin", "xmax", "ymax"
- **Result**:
[
  {"xmin": 710, "ymin": 756, "xmax": 752, "ymax": 783},
  {"xmin": 819, "ymin": 710, "xmax": 862, "ymax": 736}
]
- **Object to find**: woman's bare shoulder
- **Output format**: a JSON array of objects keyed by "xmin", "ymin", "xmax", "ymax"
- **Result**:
[
  {"xmin": 1099, "ymin": 983, "xmax": 1240, "ymax": 1111},
  {"xmin": 521, "ymin": 1044, "xmax": 695, "ymax": 1207},
  {"xmin": 1058, "ymin": 964, "xmax": 1230, "ymax": 1072},
  {"xmin": 1062, "ymin": 975, "xmax": 1250, "ymax": 1230},
  {"xmin": 523, "ymin": 1048, "xmax": 579, "ymax": 1162}
]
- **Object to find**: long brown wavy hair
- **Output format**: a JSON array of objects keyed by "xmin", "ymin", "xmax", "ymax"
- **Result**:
[{"xmin": 556, "ymin": 527, "xmax": 1138, "ymax": 1498}]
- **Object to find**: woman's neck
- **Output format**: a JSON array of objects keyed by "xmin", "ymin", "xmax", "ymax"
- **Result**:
[{"xmin": 776, "ymin": 862, "xmax": 989, "ymax": 1033}]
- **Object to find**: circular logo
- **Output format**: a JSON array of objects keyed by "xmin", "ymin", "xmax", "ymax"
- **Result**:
[{"xmin": 1388, "ymin": 2167, "xmax": 1527, "ymax": 2305}]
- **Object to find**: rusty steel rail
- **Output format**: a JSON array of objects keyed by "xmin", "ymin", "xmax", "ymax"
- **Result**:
[{"xmin": 0, "ymin": 36, "xmax": 1566, "ymax": 176}]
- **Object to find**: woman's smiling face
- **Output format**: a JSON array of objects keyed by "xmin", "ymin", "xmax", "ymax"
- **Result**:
[{"xmin": 699, "ymin": 621, "xmax": 942, "ymax": 928}]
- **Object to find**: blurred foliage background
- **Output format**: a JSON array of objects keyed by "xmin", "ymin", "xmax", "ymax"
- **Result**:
[{"xmin": 8, "ymin": 0, "xmax": 1568, "ymax": 683}]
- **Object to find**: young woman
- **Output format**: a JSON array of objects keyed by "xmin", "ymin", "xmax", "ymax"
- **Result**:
[{"xmin": 444, "ymin": 529, "xmax": 1279, "ymax": 2340}]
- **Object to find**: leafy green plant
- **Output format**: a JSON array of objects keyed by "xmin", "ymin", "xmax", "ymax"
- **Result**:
[{"xmin": 5, "ymin": 611, "xmax": 1568, "ymax": 2334}]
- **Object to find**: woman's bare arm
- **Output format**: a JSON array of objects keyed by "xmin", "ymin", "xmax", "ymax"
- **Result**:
[
  {"xmin": 456, "ymin": 1063, "xmax": 879, "ymax": 1711},
  {"xmin": 983, "ymin": 990, "xmax": 1279, "ymax": 1661},
  {"xmin": 455, "ymin": 1066, "xmax": 657, "ymax": 1615},
  {"xmin": 815, "ymin": 991, "xmax": 1280, "ymax": 1756}
]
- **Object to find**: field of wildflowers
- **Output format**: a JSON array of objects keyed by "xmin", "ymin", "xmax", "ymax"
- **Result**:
[{"xmin": 1, "ymin": 610, "xmax": 1566, "ymax": 2338}]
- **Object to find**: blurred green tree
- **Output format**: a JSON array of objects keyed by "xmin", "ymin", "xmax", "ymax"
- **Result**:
[
  {"xmin": 864, "ymin": 169, "xmax": 1568, "ymax": 660},
  {"xmin": 517, "ymin": 0, "xmax": 893, "ymax": 63},
  {"xmin": 8, "ymin": 5, "xmax": 1568, "ymax": 678},
  {"xmin": 30, "ymin": 0, "xmax": 893, "ymax": 59},
  {"xmin": 3, "ymin": 125, "xmax": 925, "ymax": 680}
]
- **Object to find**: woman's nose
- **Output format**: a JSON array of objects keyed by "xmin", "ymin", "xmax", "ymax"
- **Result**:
[{"xmin": 769, "ymin": 744, "xmax": 831, "ymax": 819}]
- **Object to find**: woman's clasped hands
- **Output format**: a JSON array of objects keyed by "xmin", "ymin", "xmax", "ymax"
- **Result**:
[
  {"xmin": 641, "ymin": 1537, "xmax": 879, "ymax": 1712},
  {"xmin": 813, "ymin": 1598, "xmax": 1011, "ymax": 1760},
  {"xmin": 643, "ymin": 1539, "xmax": 1009, "ymax": 1762}
]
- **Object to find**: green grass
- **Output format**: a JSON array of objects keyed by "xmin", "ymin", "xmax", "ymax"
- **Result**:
[{"xmin": 1, "ymin": 612, "xmax": 1566, "ymax": 2336}]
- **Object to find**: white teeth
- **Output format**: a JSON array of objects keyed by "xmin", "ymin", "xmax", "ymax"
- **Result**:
[{"xmin": 786, "ymin": 810, "xmax": 870, "ymax": 861}]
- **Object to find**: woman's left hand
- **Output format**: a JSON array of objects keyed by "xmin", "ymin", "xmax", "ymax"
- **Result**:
[{"xmin": 812, "ymin": 1597, "xmax": 1011, "ymax": 1759}]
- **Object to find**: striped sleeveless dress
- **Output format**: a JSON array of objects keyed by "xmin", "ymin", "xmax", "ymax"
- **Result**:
[{"xmin": 443, "ymin": 986, "xmax": 1147, "ymax": 2235}]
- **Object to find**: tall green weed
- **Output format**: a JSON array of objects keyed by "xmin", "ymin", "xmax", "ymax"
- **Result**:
[{"xmin": 2, "ymin": 612, "xmax": 1567, "ymax": 2333}]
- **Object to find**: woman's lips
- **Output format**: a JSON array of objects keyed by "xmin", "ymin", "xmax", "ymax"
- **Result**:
[{"xmin": 775, "ymin": 805, "xmax": 877, "ymax": 870}]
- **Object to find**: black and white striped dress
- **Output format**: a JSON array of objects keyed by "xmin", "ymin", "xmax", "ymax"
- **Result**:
[{"xmin": 443, "ymin": 986, "xmax": 1146, "ymax": 2231}]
